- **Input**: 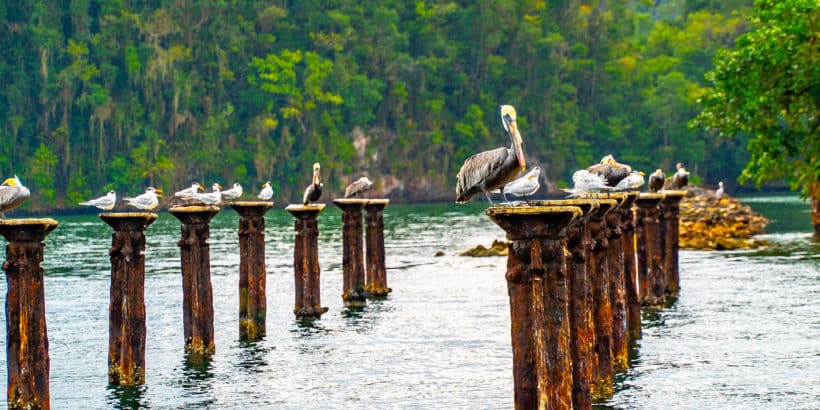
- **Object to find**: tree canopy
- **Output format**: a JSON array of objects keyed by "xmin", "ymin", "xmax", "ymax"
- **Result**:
[
  {"xmin": 693, "ymin": 0, "xmax": 819, "ymax": 196},
  {"xmin": 0, "ymin": 0, "xmax": 756, "ymax": 210}
]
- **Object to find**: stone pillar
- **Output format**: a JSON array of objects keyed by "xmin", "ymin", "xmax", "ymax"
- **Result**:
[
  {"xmin": 635, "ymin": 194, "xmax": 665, "ymax": 308},
  {"xmin": 659, "ymin": 191, "xmax": 685, "ymax": 297},
  {"xmin": 621, "ymin": 192, "xmax": 641, "ymax": 341},
  {"xmin": 285, "ymin": 204, "xmax": 329, "ymax": 319},
  {"xmin": 587, "ymin": 199, "xmax": 617, "ymax": 401},
  {"xmin": 231, "ymin": 202, "xmax": 273, "ymax": 342},
  {"xmin": 333, "ymin": 199, "xmax": 368, "ymax": 307},
  {"xmin": 486, "ymin": 205, "xmax": 582, "ymax": 410},
  {"xmin": 0, "ymin": 218, "xmax": 58, "ymax": 410},
  {"xmin": 364, "ymin": 199, "xmax": 391, "ymax": 297},
  {"xmin": 100, "ymin": 213, "xmax": 157, "ymax": 385},
  {"xmin": 169, "ymin": 205, "xmax": 220, "ymax": 355}
]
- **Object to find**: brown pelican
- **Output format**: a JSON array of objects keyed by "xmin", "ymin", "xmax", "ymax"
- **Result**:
[
  {"xmin": 174, "ymin": 182, "xmax": 204, "ymax": 200},
  {"xmin": 258, "ymin": 182, "xmax": 273, "ymax": 200},
  {"xmin": 0, "ymin": 175, "xmax": 31, "ymax": 217},
  {"xmin": 220, "ymin": 183, "xmax": 243, "ymax": 200},
  {"xmin": 455, "ymin": 105, "xmax": 526, "ymax": 204},
  {"xmin": 667, "ymin": 162, "xmax": 690, "ymax": 189},
  {"xmin": 587, "ymin": 154, "xmax": 632, "ymax": 188},
  {"xmin": 614, "ymin": 170, "xmax": 645, "ymax": 191},
  {"xmin": 303, "ymin": 163, "xmax": 323, "ymax": 205},
  {"xmin": 194, "ymin": 183, "xmax": 222, "ymax": 205},
  {"xmin": 490, "ymin": 165, "xmax": 541, "ymax": 202},
  {"xmin": 563, "ymin": 169, "xmax": 612, "ymax": 198},
  {"xmin": 124, "ymin": 187, "xmax": 162, "ymax": 210},
  {"xmin": 715, "ymin": 181, "xmax": 725, "ymax": 199},
  {"xmin": 344, "ymin": 176, "xmax": 373, "ymax": 198},
  {"xmin": 648, "ymin": 169, "xmax": 665, "ymax": 192},
  {"xmin": 79, "ymin": 191, "xmax": 116, "ymax": 210}
]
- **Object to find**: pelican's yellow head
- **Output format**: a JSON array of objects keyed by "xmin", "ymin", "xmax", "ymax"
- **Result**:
[
  {"xmin": 2, "ymin": 178, "xmax": 15, "ymax": 187},
  {"xmin": 600, "ymin": 154, "xmax": 615, "ymax": 165},
  {"xmin": 312, "ymin": 163, "xmax": 321, "ymax": 184},
  {"xmin": 500, "ymin": 105, "xmax": 526, "ymax": 172}
]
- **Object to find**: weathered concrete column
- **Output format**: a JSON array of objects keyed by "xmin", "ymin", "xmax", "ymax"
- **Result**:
[
  {"xmin": 659, "ymin": 190, "xmax": 685, "ymax": 297},
  {"xmin": 364, "ymin": 199, "xmax": 391, "ymax": 297},
  {"xmin": 635, "ymin": 193, "xmax": 665, "ymax": 308},
  {"xmin": 333, "ymin": 199, "xmax": 368, "ymax": 307},
  {"xmin": 621, "ymin": 192, "xmax": 641, "ymax": 341},
  {"xmin": 587, "ymin": 199, "xmax": 618, "ymax": 401},
  {"xmin": 231, "ymin": 202, "xmax": 273, "ymax": 342},
  {"xmin": 100, "ymin": 213, "xmax": 157, "ymax": 386},
  {"xmin": 0, "ymin": 218, "xmax": 58, "ymax": 410},
  {"xmin": 169, "ymin": 205, "xmax": 220, "ymax": 355},
  {"xmin": 486, "ymin": 205, "xmax": 582, "ymax": 410},
  {"xmin": 285, "ymin": 204, "xmax": 329, "ymax": 319},
  {"xmin": 606, "ymin": 193, "xmax": 635, "ymax": 373}
]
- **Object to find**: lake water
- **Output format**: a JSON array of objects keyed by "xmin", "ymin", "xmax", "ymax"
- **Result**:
[{"xmin": 0, "ymin": 194, "xmax": 817, "ymax": 409}]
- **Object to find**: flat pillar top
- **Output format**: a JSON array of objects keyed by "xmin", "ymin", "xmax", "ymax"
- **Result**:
[
  {"xmin": 285, "ymin": 203, "xmax": 326, "ymax": 216},
  {"xmin": 636, "ymin": 192, "xmax": 665, "ymax": 206},
  {"xmin": 230, "ymin": 201, "xmax": 273, "ymax": 216},
  {"xmin": 333, "ymin": 198, "xmax": 369, "ymax": 207},
  {"xmin": 168, "ymin": 205, "xmax": 220, "ymax": 223},
  {"xmin": 529, "ymin": 198, "xmax": 617, "ymax": 215},
  {"xmin": 659, "ymin": 189, "xmax": 687, "ymax": 199},
  {"xmin": 169, "ymin": 205, "xmax": 221, "ymax": 213},
  {"xmin": 486, "ymin": 205, "xmax": 582, "ymax": 239},
  {"xmin": 0, "ymin": 218, "xmax": 59, "ymax": 241},
  {"xmin": 366, "ymin": 199, "xmax": 390, "ymax": 206},
  {"xmin": 99, "ymin": 212, "xmax": 158, "ymax": 231},
  {"xmin": 231, "ymin": 201, "xmax": 274, "ymax": 207},
  {"xmin": 609, "ymin": 192, "xmax": 639, "ymax": 208}
]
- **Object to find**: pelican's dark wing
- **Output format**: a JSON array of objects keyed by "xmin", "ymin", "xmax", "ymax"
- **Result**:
[{"xmin": 455, "ymin": 147, "xmax": 508, "ymax": 203}]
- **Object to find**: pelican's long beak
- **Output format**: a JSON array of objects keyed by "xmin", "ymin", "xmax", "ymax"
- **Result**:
[
  {"xmin": 198, "ymin": 184, "xmax": 204, "ymax": 191},
  {"xmin": 505, "ymin": 119, "xmax": 526, "ymax": 172},
  {"xmin": 154, "ymin": 188, "xmax": 163, "ymax": 194},
  {"xmin": 639, "ymin": 171, "xmax": 646, "ymax": 176}
]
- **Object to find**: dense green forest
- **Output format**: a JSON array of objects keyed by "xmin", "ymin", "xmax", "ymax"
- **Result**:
[{"xmin": 1, "ymin": 0, "xmax": 756, "ymax": 209}]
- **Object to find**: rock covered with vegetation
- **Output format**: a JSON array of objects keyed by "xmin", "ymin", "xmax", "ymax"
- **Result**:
[
  {"xmin": 459, "ymin": 240, "xmax": 509, "ymax": 257},
  {"xmin": 679, "ymin": 187, "xmax": 769, "ymax": 250}
]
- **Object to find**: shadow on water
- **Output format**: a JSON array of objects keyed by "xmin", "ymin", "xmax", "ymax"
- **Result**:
[
  {"xmin": 182, "ymin": 353, "xmax": 214, "ymax": 382},
  {"xmin": 640, "ymin": 307, "xmax": 665, "ymax": 328},
  {"xmin": 236, "ymin": 341, "xmax": 270, "ymax": 372},
  {"xmin": 107, "ymin": 384, "xmax": 148, "ymax": 410}
]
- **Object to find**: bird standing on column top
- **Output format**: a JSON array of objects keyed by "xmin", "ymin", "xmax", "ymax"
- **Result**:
[{"xmin": 303, "ymin": 163, "xmax": 323, "ymax": 205}]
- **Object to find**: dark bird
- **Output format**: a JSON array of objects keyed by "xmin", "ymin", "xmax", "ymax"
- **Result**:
[
  {"xmin": 455, "ymin": 105, "xmax": 526, "ymax": 204},
  {"xmin": 586, "ymin": 154, "xmax": 632, "ymax": 188},
  {"xmin": 667, "ymin": 162, "xmax": 690, "ymax": 189},
  {"xmin": 0, "ymin": 175, "xmax": 31, "ymax": 217},
  {"xmin": 344, "ymin": 176, "xmax": 373, "ymax": 198},
  {"xmin": 302, "ymin": 162, "xmax": 323, "ymax": 205},
  {"xmin": 649, "ymin": 169, "xmax": 665, "ymax": 192}
]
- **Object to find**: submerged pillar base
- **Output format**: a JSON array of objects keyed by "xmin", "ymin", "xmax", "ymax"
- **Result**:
[
  {"xmin": 0, "ymin": 218, "xmax": 59, "ymax": 410},
  {"xmin": 286, "ymin": 204, "xmax": 328, "ymax": 320}
]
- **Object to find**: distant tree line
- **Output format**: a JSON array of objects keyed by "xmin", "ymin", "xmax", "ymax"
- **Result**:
[{"xmin": 0, "ymin": 0, "xmax": 755, "ymax": 210}]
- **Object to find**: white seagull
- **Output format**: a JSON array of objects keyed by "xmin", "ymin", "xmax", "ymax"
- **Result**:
[
  {"xmin": 79, "ymin": 191, "xmax": 117, "ymax": 210},
  {"xmin": 175, "ymin": 182, "xmax": 204, "ymax": 199},
  {"xmin": 258, "ymin": 182, "xmax": 273, "ymax": 201},
  {"xmin": 344, "ymin": 176, "xmax": 374, "ymax": 198},
  {"xmin": 491, "ymin": 165, "xmax": 541, "ymax": 202},
  {"xmin": 562, "ymin": 169, "xmax": 613, "ymax": 198},
  {"xmin": 124, "ymin": 187, "xmax": 162, "ymax": 210},
  {"xmin": 194, "ymin": 183, "xmax": 222, "ymax": 205},
  {"xmin": 614, "ymin": 170, "xmax": 645, "ymax": 191},
  {"xmin": 220, "ymin": 183, "xmax": 243, "ymax": 200}
]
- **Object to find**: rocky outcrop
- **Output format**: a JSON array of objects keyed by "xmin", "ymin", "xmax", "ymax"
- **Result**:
[
  {"xmin": 679, "ymin": 187, "xmax": 769, "ymax": 250},
  {"xmin": 459, "ymin": 239, "xmax": 510, "ymax": 257}
]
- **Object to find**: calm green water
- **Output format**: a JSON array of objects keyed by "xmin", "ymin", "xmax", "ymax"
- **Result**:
[{"xmin": 0, "ymin": 195, "xmax": 817, "ymax": 408}]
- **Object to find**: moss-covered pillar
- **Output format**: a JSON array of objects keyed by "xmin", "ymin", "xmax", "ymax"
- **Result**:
[
  {"xmin": 659, "ymin": 191, "xmax": 685, "ymax": 297},
  {"xmin": 285, "ymin": 204, "xmax": 329, "ymax": 320},
  {"xmin": 486, "ymin": 205, "xmax": 582, "ymax": 410},
  {"xmin": 621, "ymin": 192, "xmax": 641, "ymax": 341},
  {"xmin": 635, "ymin": 194, "xmax": 665, "ymax": 308},
  {"xmin": 333, "ymin": 199, "xmax": 368, "ymax": 307},
  {"xmin": 364, "ymin": 199, "xmax": 391, "ymax": 297},
  {"xmin": 606, "ymin": 194, "xmax": 632, "ymax": 373},
  {"xmin": 587, "ymin": 199, "xmax": 617, "ymax": 401},
  {"xmin": 231, "ymin": 202, "xmax": 273, "ymax": 341},
  {"xmin": 100, "ymin": 213, "xmax": 157, "ymax": 386},
  {"xmin": 0, "ymin": 218, "xmax": 59, "ymax": 410},
  {"xmin": 169, "ymin": 205, "xmax": 220, "ymax": 355}
]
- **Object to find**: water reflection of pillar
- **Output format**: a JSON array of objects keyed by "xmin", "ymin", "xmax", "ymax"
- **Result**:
[
  {"xmin": 100, "ymin": 212, "xmax": 157, "ymax": 385},
  {"xmin": 605, "ymin": 193, "xmax": 630, "ymax": 373},
  {"xmin": 621, "ymin": 192, "xmax": 641, "ymax": 341},
  {"xmin": 588, "ymin": 199, "xmax": 617, "ymax": 401},
  {"xmin": 486, "ymin": 205, "xmax": 582, "ymax": 409},
  {"xmin": 635, "ymin": 194, "xmax": 665, "ymax": 308},
  {"xmin": 169, "ymin": 205, "xmax": 220, "ymax": 355},
  {"xmin": 659, "ymin": 191, "xmax": 685, "ymax": 297},
  {"xmin": 333, "ymin": 199, "xmax": 368, "ymax": 307},
  {"xmin": 231, "ymin": 202, "xmax": 273, "ymax": 342},
  {"xmin": 0, "ymin": 218, "xmax": 59, "ymax": 409},
  {"xmin": 285, "ymin": 204, "xmax": 329, "ymax": 320},
  {"xmin": 364, "ymin": 199, "xmax": 391, "ymax": 298}
]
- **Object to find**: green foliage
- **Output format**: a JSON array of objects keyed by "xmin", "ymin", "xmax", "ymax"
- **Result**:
[
  {"xmin": 26, "ymin": 144, "xmax": 59, "ymax": 209},
  {"xmin": 693, "ymin": 0, "xmax": 819, "ymax": 196}
]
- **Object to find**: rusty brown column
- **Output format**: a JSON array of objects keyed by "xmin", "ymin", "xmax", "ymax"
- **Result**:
[
  {"xmin": 659, "ymin": 190, "xmax": 685, "ymax": 297},
  {"xmin": 364, "ymin": 199, "xmax": 391, "ymax": 297},
  {"xmin": 231, "ymin": 201, "xmax": 273, "ymax": 342},
  {"xmin": 635, "ymin": 193, "xmax": 665, "ymax": 308},
  {"xmin": 100, "ymin": 213, "xmax": 157, "ymax": 386},
  {"xmin": 486, "ymin": 205, "xmax": 581, "ymax": 410},
  {"xmin": 587, "ymin": 199, "xmax": 617, "ymax": 401},
  {"xmin": 607, "ymin": 193, "xmax": 636, "ymax": 373},
  {"xmin": 285, "ymin": 204, "xmax": 329, "ymax": 320},
  {"xmin": 333, "ymin": 199, "xmax": 368, "ymax": 307},
  {"xmin": 622, "ymin": 192, "xmax": 641, "ymax": 341},
  {"xmin": 0, "ymin": 218, "xmax": 58, "ymax": 410},
  {"xmin": 169, "ymin": 205, "xmax": 220, "ymax": 355}
]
